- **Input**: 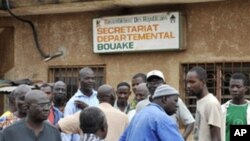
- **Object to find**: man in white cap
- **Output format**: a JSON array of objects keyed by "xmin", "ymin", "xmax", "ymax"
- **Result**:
[
  {"xmin": 136, "ymin": 70, "xmax": 165, "ymax": 111},
  {"xmin": 120, "ymin": 84, "xmax": 184, "ymax": 141},
  {"xmin": 136, "ymin": 70, "xmax": 195, "ymax": 141}
]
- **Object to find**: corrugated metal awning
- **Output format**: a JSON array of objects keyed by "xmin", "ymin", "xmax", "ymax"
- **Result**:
[
  {"xmin": 0, "ymin": 86, "xmax": 17, "ymax": 94},
  {"xmin": 0, "ymin": 86, "xmax": 35, "ymax": 94}
]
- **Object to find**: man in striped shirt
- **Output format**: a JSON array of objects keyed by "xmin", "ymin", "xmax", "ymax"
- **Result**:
[{"xmin": 79, "ymin": 107, "xmax": 107, "ymax": 141}]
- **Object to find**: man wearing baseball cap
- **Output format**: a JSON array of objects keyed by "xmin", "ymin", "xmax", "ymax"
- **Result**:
[
  {"xmin": 120, "ymin": 84, "xmax": 184, "ymax": 141},
  {"xmin": 136, "ymin": 70, "xmax": 195, "ymax": 141},
  {"xmin": 146, "ymin": 70, "xmax": 166, "ymax": 95}
]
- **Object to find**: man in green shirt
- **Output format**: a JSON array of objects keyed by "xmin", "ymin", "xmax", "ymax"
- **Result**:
[{"xmin": 221, "ymin": 72, "xmax": 250, "ymax": 141}]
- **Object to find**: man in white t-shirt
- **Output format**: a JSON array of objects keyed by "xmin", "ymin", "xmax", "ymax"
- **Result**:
[
  {"xmin": 186, "ymin": 66, "xmax": 222, "ymax": 141},
  {"xmin": 127, "ymin": 83, "xmax": 149, "ymax": 122}
]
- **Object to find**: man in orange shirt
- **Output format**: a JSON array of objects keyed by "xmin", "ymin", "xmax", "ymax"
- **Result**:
[{"xmin": 58, "ymin": 84, "xmax": 128, "ymax": 141}]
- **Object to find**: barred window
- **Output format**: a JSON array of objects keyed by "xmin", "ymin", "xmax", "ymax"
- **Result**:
[
  {"xmin": 180, "ymin": 62, "xmax": 250, "ymax": 116},
  {"xmin": 48, "ymin": 65, "xmax": 106, "ymax": 100}
]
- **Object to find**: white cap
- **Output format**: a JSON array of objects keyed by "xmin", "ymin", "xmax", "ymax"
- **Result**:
[
  {"xmin": 147, "ymin": 70, "xmax": 165, "ymax": 81},
  {"xmin": 152, "ymin": 84, "xmax": 179, "ymax": 99}
]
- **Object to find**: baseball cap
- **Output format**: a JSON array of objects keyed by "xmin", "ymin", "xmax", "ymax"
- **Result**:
[
  {"xmin": 152, "ymin": 84, "xmax": 179, "ymax": 99},
  {"xmin": 147, "ymin": 70, "xmax": 165, "ymax": 81}
]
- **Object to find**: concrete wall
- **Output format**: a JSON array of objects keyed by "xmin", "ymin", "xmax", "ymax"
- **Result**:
[{"xmin": 1, "ymin": 0, "xmax": 250, "ymax": 98}]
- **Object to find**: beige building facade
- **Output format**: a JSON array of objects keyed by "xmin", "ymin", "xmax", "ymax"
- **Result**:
[{"xmin": 0, "ymin": 0, "xmax": 250, "ymax": 114}]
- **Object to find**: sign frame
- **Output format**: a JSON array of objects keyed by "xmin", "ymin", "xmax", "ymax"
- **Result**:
[{"xmin": 93, "ymin": 12, "xmax": 186, "ymax": 53}]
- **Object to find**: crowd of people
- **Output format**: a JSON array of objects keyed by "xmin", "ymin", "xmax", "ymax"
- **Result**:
[{"xmin": 0, "ymin": 66, "xmax": 249, "ymax": 141}]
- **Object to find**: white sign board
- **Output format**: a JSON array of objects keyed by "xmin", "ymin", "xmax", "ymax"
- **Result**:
[{"xmin": 93, "ymin": 12, "xmax": 184, "ymax": 53}]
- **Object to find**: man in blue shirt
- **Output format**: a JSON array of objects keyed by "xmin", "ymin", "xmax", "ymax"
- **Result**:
[
  {"xmin": 120, "ymin": 84, "xmax": 184, "ymax": 141},
  {"xmin": 63, "ymin": 67, "xmax": 99, "ymax": 141},
  {"xmin": 136, "ymin": 70, "xmax": 194, "ymax": 140}
]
